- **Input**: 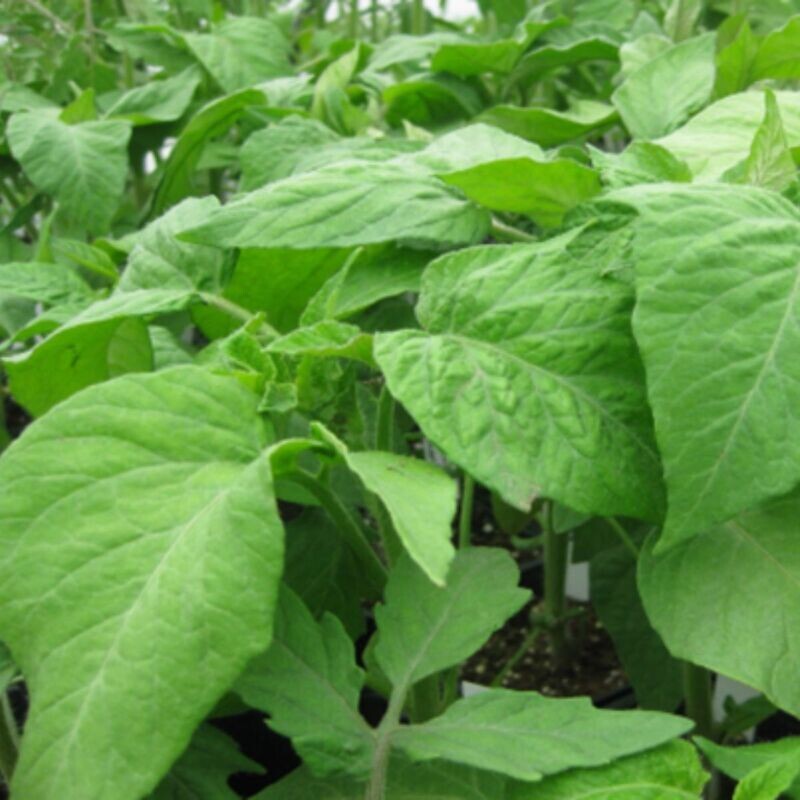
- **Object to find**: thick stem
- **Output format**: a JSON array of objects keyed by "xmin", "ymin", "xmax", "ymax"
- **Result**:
[
  {"xmin": 458, "ymin": 474, "xmax": 475, "ymax": 549},
  {"xmin": 683, "ymin": 662, "xmax": 715, "ymax": 740},
  {"xmin": 287, "ymin": 471, "xmax": 387, "ymax": 597},
  {"xmin": 365, "ymin": 689, "xmax": 405, "ymax": 800},
  {"xmin": 0, "ymin": 692, "xmax": 18, "ymax": 784},
  {"xmin": 543, "ymin": 502, "xmax": 569, "ymax": 667}
]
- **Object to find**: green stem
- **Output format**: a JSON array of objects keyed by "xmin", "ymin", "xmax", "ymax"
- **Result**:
[
  {"xmin": 349, "ymin": 0, "xmax": 359, "ymax": 38},
  {"xmin": 458, "ymin": 473, "xmax": 475, "ymax": 549},
  {"xmin": 491, "ymin": 622, "xmax": 545, "ymax": 687},
  {"xmin": 411, "ymin": 0, "xmax": 425, "ymax": 34},
  {"xmin": 375, "ymin": 385, "xmax": 396, "ymax": 453},
  {"xmin": 682, "ymin": 662, "xmax": 715, "ymax": 740},
  {"xmin": 605, "ymin": 517, "xmax": 639, "ymax": 559},
  {"xmin": 0, "ymin": 692, "xmax": 18, "ymax": 784},
  {"xmin": 543, "ymin": 502, "xmax": 569, "ymax": 667},
  {"xmin": 364, "ymin": 690, "xmax": 404, "ymax": 800},
  {"xmin": 490, "ymin": 217, "xmax": 536, "ymax": 243},
  {"xmin": 370, "ymin": 0, "xmax": 379, "ymax": 41},
  {"xmin": 199, "ymin": 292, "xmax": 279, "ymax": 338},
  {"xmin": 287, "ymin": 470, "xmax": 387, "ymax": 597}
]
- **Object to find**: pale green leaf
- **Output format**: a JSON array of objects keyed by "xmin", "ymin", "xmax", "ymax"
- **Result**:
[
  {"xmin": 374, "ymin": 232, "xmax": 664, "ymax": 520},
  {"xmin": 0, "ymin": 261, "xmax": 93, "ymax": 306},
  {"xmin": 375, "ymin": 549, "xmax": 529, "ymax": 690},
  {"xmin": 180, "ymin": 163, "xmax": 490, "ymax": 250},
  {"xmin": 7, "ymin": 111, "xmax": 132, "ymax": 233},
  {"xmin": 508, "ymin": 739, "xmax": 707, "ymax": 799},
  {"xmin": 590, "ymin": 142, "xmax": 692, "ymax": 189},
  {"xmin": 185, "ymin": 17, "xmax": 291, "ymax": 92},
  {"xmin": 618, "ymin": 184, "xmax": 800, "ymax": 547},
  {"xmin": 512, "ymin": 32, "xmax": 619, "ymax": 81},
  {"xmin": 664, "ymin": 0, "xmax": 703, "ymax": 42},
  {"xmin": 0, "ymin": 366, "xmax": 283, "ymax": 800},
  {"xmin": 393, "ymin": 689, "xmax": 693, "ymax": 781},
  {"xmin": 479, "ymin": 100, "xmax": 618, "ymax": 147},
  {"xmin": 236, "ymin": 586, "xmax": 374, "ymax": 776},
  {"xmin": 639, "ymin": 490, "xmax": 800, "ymax": 717},
  {"xmin": 656, "ymin": 90, "xmax": 800, "ymax": 181},
  {"xmin": 267, "ymin": 320, "xmax": 374, "ymax": 365},
  {"xmin": 612, "ymin": 34, "xmax": 716, "ymax": 140},
  {"xmin": 104, "ymin": 68, "xmax": 201, "ymax": 125}
]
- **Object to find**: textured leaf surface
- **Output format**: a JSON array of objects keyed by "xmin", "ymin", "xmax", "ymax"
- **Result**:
[
  {"xmin": 375, "ymin": 233, "xmax": 663, "ymax": 519},
  {"xmin": 268, "ymin": 321, "xmax": 374, "ymax": 365},
  {"xmin": 236, "ymin": 587, "xmax": 374, "ymax": 776},
  {"xmin": 639, "ymin": 490, "xmax": 800, "ymax": 716},
  {"xmin": 656, "ymin": 90, "xmax": 800, "ymax": 181},
  {"xmin": 620, "ymin": 184, "xmax": 800, "ymax": 547},
  {"xmin": 185, "ymin": 17, "xmax": 291, "ymax": 91},
  {"xmin": 105, "ymin": 68, "xmax": 201, "ymax": 124},
  {"xmin": 0, "ymin": 261, "xmax": 93, "ymax": 306},
  {"xmin": 375, "ymin": 549, "xmax": 528, "ymax": 690},
  {"xmin": 7, "ymin": 111, "xmax": 132, "ymax": 232},
  {"xmin": 0, "ymin": 366, "xmax": 283, "ymax": 800},
  {"xmin": 181, "ymin": 164, "xmax": 490, "ymax": 250},
  {"xmin": 393, "ymin": 689, "xmax": 693, "ymax": 780},
  {"xmin": 612, "ymin": 34, "xmax": 715, "ymax": 139}
]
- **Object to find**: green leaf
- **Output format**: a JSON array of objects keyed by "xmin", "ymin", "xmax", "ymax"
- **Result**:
[
  {"xmin": 656, "ymin": 90, "xmax": 800, "ymax": 181},
  {"xmin": 224, "ymin": 248, "xmax": 350, "ymax": 334},
  {"xmin": 590, "ymin": 142, "xmax": 692, "ymax": 189},
  {"xmin": 0, "ymin": 261, "xmax": 93, "ymax": 306},
  {"xmin": 479, "ymin": 100, "xmax": 618, "ymax": 147},
  {"xmin": 590, "ymin": 542, "xmax": 683, "ymax": 711},
  {"xmin": 638, "ymin": 490, "xmax": 800, "ymax": 717},
  {"xmin": 185, "ymin": 17, "xmax": 291, "ymax": 92},
  {"xmin": 393, "ymin": 688, "xmax": 693, "ymax": 781},
  {"xmin": 374, "ymin": 231, "xmax": 664, "ymax": 520},
  {"xmin": 374, "ymin": 548, "xmax": 529, "ymax": 690},
  {"xmin": 301, "ymin": 247, "xmax": 428, "ymax": 325},
  {"xmin": 431, "ymin": 38, "xmax": 523, "ymax": 76},
  {"xmin": 512, "ymin": 32, "xmax": 619, "ymax": 81},
  {"xmin": 268, "ymin": 320, "xmax": 375, "ymax": 365},
  {"xmin": 724, "ymin": 90, "xmax": 797, "ymax": 193},
  {"xmin": 714, "ymin": 17, "xmax": 758, "ymax": 98},
  {"xmin": 7, "ymin": 111, "xmax": 132, "ymax": 233},
  {"xmin": 0, "ymin": 366, "xmax": 283, "ymax": 800},
  {"xmin": 4, "ymin": 289, "xmax": 193, "ymax": 415},
  {"xmin": 383, "ymin": 74, "xmax": 484, "ymax": 128},
  {"xmin": 152, "ymin": 88, "xmax": 267, "ymax": 216},
  {"xmin": 618, "ymin": 184, "xmax": 800, "ymax": 547},
  {"xmin": 149, "ymin": 725, "xmax": 260, "ymax": 800},
  {"xmin": 180, "ymin": 163, "xmax": 491, "ymax": 250},
  {"xmin": 612, "ymin": 34, "xmax": 715, "ymax": 139},
  {"xmin": 753, "ymin": 16, "xmax": 800, "ymax": 81},
  {"xmin": 696, "ymin": 736, "xmax": 800, "ymax": 798},
  {"xmin": 508, "ymin": 739, "xmax": 707, "ymax": 799},
  {"xmin": 664, "ymin": 0, "xmax": 703, "ymax": 42},
  {"xmin": 118, "ymin": 197, "xmax": 226, "ymax": 292},
  {"xmin": 255, "ymin": 759, "xmax": 506, "ymax": 799},
  {"xmin": 733, "ymin": 757, "xmax": 800, "ymax": 800},
  {"xmin": 104, "ymin": 67, "xmax": 201, "ymax": 125},
  {"xmin": 236, "ymin": 586, "xmax": 374, "ymax": 776}
]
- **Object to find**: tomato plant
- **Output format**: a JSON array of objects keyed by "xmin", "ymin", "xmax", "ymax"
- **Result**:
[{"xmin": 1, "ymin": 0, "xmax": 800, "ymax": 798}]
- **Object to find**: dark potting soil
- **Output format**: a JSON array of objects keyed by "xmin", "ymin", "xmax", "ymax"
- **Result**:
[
  {"xmin": 3, "ymin": 396, "xmax": 30, "ymax": 440},
  {"xmin": 461, "ymin": 599, "xmax": 630, "ymax": 703}
]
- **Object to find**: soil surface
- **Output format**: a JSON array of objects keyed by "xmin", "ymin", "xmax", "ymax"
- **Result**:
[{"xmin": 462, "ymin": 599, "xmax": 630, "ymax": 704}]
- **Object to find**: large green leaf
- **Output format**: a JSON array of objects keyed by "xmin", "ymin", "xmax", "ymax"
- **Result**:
[
  {"xmin": 150, "ymin": 725, "xmax": 260, "ymax": 800},
  {"xmin": 431, "ymin": 38, "xmax": 523, "ymax": 76},
  {"xmin": 638, "ymin": 490, "xmax": 800, "ymax": 717},
  {"xmin": 180, "ymin": 163, "xmax": 490, "ymax": 250},
  {"xmin": 383, "ymin": 74, "xmax": 484, "ymax": 128},
  {"xmin": 479, "ymin": 101, "xmax": 617, "ymax": 147},
  {"xmin": 119, "ymin": 197, "xmax": 226, "ymax": 292},
  {"xmin": 509, "ymin": 740, "xmax": 707, "ymax": 799},
  {"xmin": 104, "ymin": 67, "xmax": 201, "ymax": 125},
  {"xmin": 4, "ymin": 289, "xmax": 194, "ymax": 415},
  {"xmin": 0, "ymin": 366, "xmax": 283, "ymax": 800},
  {"xmin": 619, "ymin": 184, "xmax": 800, "ymax": 547},
  {"xmin": 185, "ymin": 17, "xmax": 291, "ymax": 92},
  {"xmin": 393, "ymin": 689, "xmax": 693, "ymax": 780},
  {"xmin": 0, "ymin": 261, "xmax": 93, "ymax": 306},
  {"xmin": 612, "ymin": 34, "xmax": 716, "ymax": 140},
  {"xmin": 374, "ymin": 231, "xmax": 664, "ymax": 520},
  {"xmin": 656, "ymin": 90, "xmax": 800, "ymax": 181},
  {"xmin": 7, "ymin": 111, "xmax": 132, "ymax": 233},
  {"xmin": 752, "ymin": 16, "xmax": 800, "ymax": 81},
  {"xmin": 236, "ymin": 587, "xmax": 374, "ymax": 776},
  {"xmin": 374, "ymin": 549, "xmax": 529, "ymax": 691}
]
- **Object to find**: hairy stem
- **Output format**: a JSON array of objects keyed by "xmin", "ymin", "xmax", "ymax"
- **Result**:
[{"xmin": 543, "ymin": 502, "xmax": 569, "ymax": 667}]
